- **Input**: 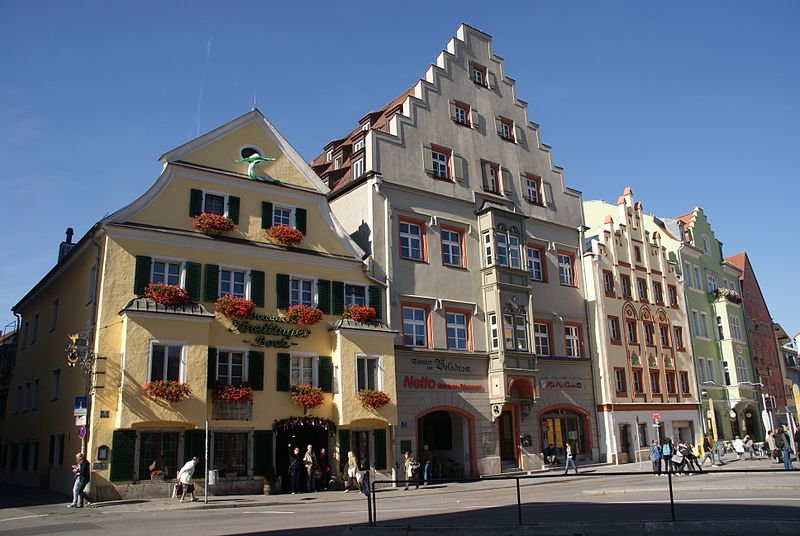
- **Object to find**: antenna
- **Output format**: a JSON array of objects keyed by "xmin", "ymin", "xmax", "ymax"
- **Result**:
[{"xmin": 253, "ymin": 92, "xmax": 257, "ymax": 110}]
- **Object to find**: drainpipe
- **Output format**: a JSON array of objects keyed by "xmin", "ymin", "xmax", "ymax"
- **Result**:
[
  {"xmin": 679, "ymin": 245, "xmax": 707, "ymax": 443},
  {"xmin": 578, "ymin": 222, "xmax": 604, "ymax": 463},
  {"xmin": 84, "ymin": 226, "xmax": 104, "ymax": 456}
]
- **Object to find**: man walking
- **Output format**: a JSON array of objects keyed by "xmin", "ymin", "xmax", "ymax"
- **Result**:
[
  {"xmin": 303, "ymin": 444, "xmax": 317, "ymax": 492},
  {"xmin": 421, "ymin": 445, "xmax": 433, "ymax": 485},
  {"xmin": 649, "ymin": 439, "xmax": 662, "ymax": 475},
  {"xmin": 68, "ymin": 452, "xmax": 92, "ymax": 508},
  {"xmin": 774, "ymin": 426, "xmax": 793, "ymax": 471},
  {"xmin": 563, "ymin": 441, "xmax": 578, "ymax": 475}
]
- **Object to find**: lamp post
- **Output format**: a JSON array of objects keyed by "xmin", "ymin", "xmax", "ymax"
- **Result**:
[{"xmin": 66, "ymin": 330, "xmax": 97, "ymax": 454}]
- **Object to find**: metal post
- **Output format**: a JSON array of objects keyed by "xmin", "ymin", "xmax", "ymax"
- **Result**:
[
  {"xmin": 666, "ymin": 460, "xmax": 676, "ymax": 522},
  {"xmin": 204, "ymin": 420, "xmax": 209, "ymax": 504},
  {"xmin": 516, "ymin": 477, "xmax": 522, "ymax": 525}
]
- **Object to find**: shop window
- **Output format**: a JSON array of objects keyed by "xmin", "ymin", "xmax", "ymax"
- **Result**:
[
  {"xmin": 139, "ymin": 432, "xmax": 179, "ymax": 480},
  {"xmin": 213, "ymin": 432, "xmax": 248, "ymax": 477}
]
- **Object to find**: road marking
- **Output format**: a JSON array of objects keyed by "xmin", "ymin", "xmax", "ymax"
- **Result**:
[
  {"xmin": 604, "ymin": 498, "xmax": 800, "ymax": 504},
  {"xmin": 341, "ymin": 505, "xmax": 505, "ymax": 514},
  {"xmin": 241, "ymin": 511, "xmax": 296, "ymax": 514},
  {"xmin": 0, "ymin": 514, "xmax": 48, "ymax": 522}
]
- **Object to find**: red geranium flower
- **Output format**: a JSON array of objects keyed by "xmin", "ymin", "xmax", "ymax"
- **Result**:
[
  {"xmin": 356, "ymin": 389, "xmax": 391, "ymax": 410},
  {"xmin": 290, "ymin": 384, "xmax": 324, "ymax": 409},
  {"xmin": 285, "ymin": 305, "xmax": 324, "ymax": 326},
  {"xmin": 143, "ymin": 283, "xmax": 191, "ymax": 305},
  {"xmin": 216, "ymin": 295, "xmax": 255, "ymax": 319},
  {"xmin": 342, "ymin": 305, "xmax": 376, "ymax": 323},
  {"xmin": 265, "ymin": 225, "xmax": 304, "ymax": 247},
  {"xmin": 193, "ymin": 213, "xmax": 235, "ymax": 235},
  {"xmin": 141, "ymin": 380, "xmax": 192, "ymax": 403}
]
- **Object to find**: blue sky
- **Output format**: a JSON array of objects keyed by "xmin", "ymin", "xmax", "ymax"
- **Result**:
[{"xmin": 1, "ymin": 1, "xmax": 797, "ymax": 335}]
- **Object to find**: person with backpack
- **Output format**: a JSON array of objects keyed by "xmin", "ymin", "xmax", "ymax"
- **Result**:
[
  {"xmin": 649, "ymin": 439, "xmax": 662, "ymax": 475},
  {"xmin": 661, "ymin": 438, "xmax": 673, "ymax": 474},
  {"xmin": 774, "ymin": 426, "xmax": 793, "ymax": 471}
]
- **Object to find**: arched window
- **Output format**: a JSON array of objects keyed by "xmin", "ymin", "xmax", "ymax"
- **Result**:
[{"xmin": 735, "ymin": 356, "xmax": 748, "ymax": 382}]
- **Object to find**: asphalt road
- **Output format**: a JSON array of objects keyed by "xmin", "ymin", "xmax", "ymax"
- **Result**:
[{"xmin": 1, "ymin": 461, "xmax": 798, "ymax": 535}]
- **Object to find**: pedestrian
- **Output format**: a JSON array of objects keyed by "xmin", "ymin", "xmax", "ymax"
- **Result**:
[
  {"xmin": 743, "ymin": 434, "xmax": 755, "ymax": 460},
  {"xmin": 288, "ymin": 446, "xmax": 302, "ymax": 494},
  {"xmin": 649, "ymin": 439, "xmax": 662, "ymax": 476},
  {"xmin": 544, "ymin": 443, "xmax": 557, "ymax": 465},
  {"xmin": 686, "ymin": 442, "xmax": 703, "ymax": 473},
  {"xmin": 67, "ymin": 452, "xmax": 93, "ymax": 508},
  {"xmin": 732, "ymin": 436, "xmax": 744, "ymax": 460},
  {"xmin": 402, "ymin": 451, "xmax": 420, "ymax": 490},
  {"xmin": 177, "ymin": 456, "xmax": 198, "ymax": 503},
  {"xmin": 316, "ymin": 447, "xmax": 330, "ymax": 491},
  {"xmin": 795, "ymin": 427, "xmax": 800, "ymax": 453},
  {"xmin": 715, "ymin": 439, "xmax": 726, "ymax": 466},
  {"xmin": 303, "ymin": 444, "xmax": 317, "ymax": 492},
  {"xmin": 422, "ymin": 444, "xmax": 434, "ymax": 485},
  {"xmin": 563, "ymin": 441, "xmax": 578, "ymax": 475},
  {"xmin": 774, "ymin": 426, "xmax": 793, "ymax": 471},
  {"xmin": 343, "ymin": 451, "xmax": 359, "ymax": 493},
  {"xmin": 701, "ymin": 435, "xmax": 715, "ymax": 467},
  {"xmin": 661, "ymin": 438, "xmax": 673, "ymax": 474}
]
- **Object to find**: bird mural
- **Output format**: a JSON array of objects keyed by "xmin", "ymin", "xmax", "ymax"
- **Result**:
[{"xmin": 236, "ymin": 153, "xmax": 280, "ymax": 184}]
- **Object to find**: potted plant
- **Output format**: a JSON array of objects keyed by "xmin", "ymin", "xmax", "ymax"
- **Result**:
[
  {"xmin": 342, "ymin": 305, "xmax": 376, "ymax": 323},
  {"xmin": 214, "ymin": 384, "xmax": 254, "ymax": 403},
  {"xmin": 143, "ymin": 282, "xmax": 192, "ymax": 305},
  {"xmin": 193, "ymin": 212, "xmax": 235, "ymax": 235},
  {"xmin": 356, "ymin": 389, "xmax": 391, "ymax": 410},
  {"xmin": 215, "ymin": 295, "xmax": 256, "ymax": 319},
  {"xmin": 264, "ymin": 225, "xmax": 304, "ymax": 247},
  {"xmin": 149, "ymin": 469, "xmax": 165, "ymax": 480},
  {"xmin": 140, "ymin": 380, "xmax": 192, "ymax": 403},
  {"xmin": 285, "ymin": 304, "xmax": 324, "ymax": 326},
  {"xmin": 290, "ymin": 384, "xmax": 324, "ymax": 410}
]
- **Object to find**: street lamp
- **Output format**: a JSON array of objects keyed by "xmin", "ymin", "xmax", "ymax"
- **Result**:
[{"xmin": 66, "ymin": 330, "xmax": 97, "ymax": 453}]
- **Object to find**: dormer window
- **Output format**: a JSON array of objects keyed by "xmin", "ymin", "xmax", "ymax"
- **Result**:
[
  {"xmin": 326, "ymin": 150, "xmax": 333, "ymax": 162},
  {"xmin": 361, "ymin": 122, "xmax": 370, "ymax": 131},
  {"xmin": 353, "ymin": 139, "xmax": 365, "ymax": 153},
  {"xmin": 470, "ymin": 62, "xmax": 487, "ymax": 86},
  {"xmin": 333, "ymin": 155, "xmax": 343, "ymax": 170}
]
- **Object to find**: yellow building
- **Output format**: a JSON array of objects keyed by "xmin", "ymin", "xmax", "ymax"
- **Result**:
[{"xmin": 3, "ymin": 109, "xmax": 398, "ymax": 498}]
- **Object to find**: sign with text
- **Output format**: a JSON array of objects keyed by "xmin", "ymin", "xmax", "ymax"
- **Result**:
[
  {"xmin": 73, "ymin": 396, "xmax": 87, "ymax": 416},
  {"xmin": 652, "ymin": 412, "xmax": 661, "ymax": 420},
  {"xmin": 402, "ymin": 375, "xmax": 484, "ymax": 392}
]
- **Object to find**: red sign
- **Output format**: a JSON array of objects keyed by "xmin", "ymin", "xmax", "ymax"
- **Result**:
[
  {"xmin": 402, "ymin": 375, "xmax": 483, "ymax": 392},
  {"xmin": 652, "ymin": 412, "xmax": 661, "ymax": 420}
]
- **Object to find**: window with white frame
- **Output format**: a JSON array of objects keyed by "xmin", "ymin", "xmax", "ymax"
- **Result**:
[
  {"xmin": 503, "ymin": 313, "xmax": 529, "ymax": 352},
  {"xmin": 446, "ymin": 311, "xmax": 468, "ymax": 350},
  {"xmin": 353, "ymin": 139, "xmax": 365, "ymax": 152},
  {"xmin": 344, "ymin": 284, "xmax": 366, "ymax": 306},
  {"xmin": 220, "ymin": 268, "xmax": 246, "ymax": 298},
  {"xmin": 565, "ymin": 325, "xmax": 582, "ymax": 358},
  {"xmin": 706, "ymin": 271, "xmax": 718, "ymax": 292},
  {"xmin": 527, "ymin": 246, "xmax": 544, "ymax": 281},
  {"xmin": 496, "ymin": 233, "xmax": 509, "ymax": 266},
  {"xmin": 356, "ymin": 356, "xmax": 381, "ymax": 391},
  {"xmin": 454, "ymin": 103, "xmax": 468, "ymax": 125},
  {"xmin": 730, "ymin": 315, "xmax": 743, "ymax": 340},
  {"xmin": 273, "ymin": 206, "xmax": 292, "ymax": 227},
  {"xmin": 693, "ymin": 267, "xmax": 702, "ymax": 290},
  {"xmin": 431, "ymin": 150, "xmax": 449, "ymax": 179},
  {"xmin": 723, "ymin": 361, "xmax": 732, "ymax": 385},
  {"xmin": 485, "ymin": 228, "xmax": 521, "ymax": 269},
  {"xmin": 706, "ymin": 358, "xmax": 716, "ymax": 383},
  {"xmin": 399, "ymin": 220, "xmax": 424, "ymax": 261},
  {"xmin": 482, "ymin": 161, "xmax": 501, "ymax": 194},
  {"xmin": 152, "ymin": 260, "xmax": 182, "ymax": 286},
  {"xmin": 483, "ymin": 232, "xmax": 493, "ymax": 266},
  {"xmin": 697, "ymin": 357, "xmax": 707, "ymax": 383},
  {"xmin": 326, "ymin": 150, "xmax": 333, "ymax": 162},
  {"xmin": 534, "ymin": 322, "xmax": 550, "ymax": 356},
  {"xmin": 489, "ymin": 313, "xmax": 499, "ymax": 350},
  {"xmin": 558, "ymin": 253, "xmax": 575, "ymax": 286},
  {"xmin": 352, "ymin": 158, "xmax": 364, "ymax": 179},
  {"xmin": 149, "ymin": 344, "xmax": 183, "ymax": 382},
  {"xmin": 441, "ymin": 229, "xmax": 463, "ymax": 267},
  {"xmin": 217, "ymin": 350, "xmax": 246, "ymax": 386},
  {"xmin": 525, "ymin": 177, "xmax": 541, "ymax": 204},
  {"xmin": 683, "ymin": 262, "xmax": 694, "ymax": 288},
  {"xmin": 290, "ymin": 355, "xmax": 316, "ymax": 386},
  {"xmin": 702, "ymin": 235, "xmax": 711, "ymax": 254},
  {"xmin": 699, "ymin": 312, "xmax": 710, "ymax": 337},
  {"xmin": 203, "ymin": 192, "xmax": 226, "ymax": 215},
  {"xmin": 716, "ymin": 315, "xmax": 725, "ymax": 340},
  {"xmin": 402, "ymin": 306, "xmax": 428, "ymax": 347},
  {"xmin": 735, "ymin": 356, "xmax": 748, "ymax": 382},
  {"xmin": 290, "ymin": 277, "xmax": 314, "ymax": 306}
]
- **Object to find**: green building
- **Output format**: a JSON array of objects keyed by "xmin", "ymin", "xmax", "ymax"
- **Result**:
[{"xmin": 658, "ymin": 208, "xmax": 762, "ymax": 441}]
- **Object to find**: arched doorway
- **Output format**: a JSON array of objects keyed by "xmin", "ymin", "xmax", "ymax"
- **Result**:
[
  {"xmin": 743, "ymin": 406, "xmax": 760, "ymax": 440},
  {"xmin": 539, "ymin": 406, "xmax": 591, "ymax": 459},
  {"xmin": 274, "ymin": 417, "xmax": 336, "ymax": 493},
  {"xmin": 416, "ymin": 406, "xmax": 476, "ymax": 478}
]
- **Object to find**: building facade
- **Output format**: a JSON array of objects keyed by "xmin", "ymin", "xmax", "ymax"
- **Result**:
[
  {"xmin": 2, "ymin": 110, "xmax": 399, "ymax": 497},
  {"xmin": 659, "ymin": 208, "xmax": 761, "ymax": 440},
  {"xmin": 726, "ymin": 252, "xmax": 786, "ymax": 434},
  {"xmin": 312, "ymin": 24, "xmax": 598, "ymax": 475},
  {"xmin": 583, "ymin": 190, "xmax": 701, "ymax": 463},
  {"xmin": 774, "ymin": 324, "xmax": 800, "ymax": 435}
]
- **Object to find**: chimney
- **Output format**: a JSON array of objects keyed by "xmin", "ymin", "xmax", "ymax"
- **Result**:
[{"xmin": 58, "ymin": 227, "xmax": 75, "ymax": 263}]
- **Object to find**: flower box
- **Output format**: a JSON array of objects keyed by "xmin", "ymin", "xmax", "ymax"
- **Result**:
[
  {"xmin": 214, "ymin": 384, "xmax": 254, "ymax": 403},
  {"xmin": 342, "ymin": 305, "xmax": 376, "ymax": 323},
  {"xmin": 143, "ymin": 283, "xmax": 192, "ymax": 305},
  {"xmin": 141, "ymin": 380, "xmax": 192, "ymax": 403},
  {"xmin": 193, "ymin": 212, "xmax": 235, "ymax": 235},
  {"xmin": 356, "ymin": 389, "xmax": 391, "ymax": 410},
  {"xmin": 216, "ymin": 295, "xmax": 255, "ymax": 319},
  {"xmin": 290, "ymin": 384, "xmax": 324, "ymax": 410},
  {"xmin": 285, "ymin": 304, "xmax": 324, "ymax": 326},
  {"xmin": 711, "ymin": 287, "xmax": 743, "ymax": 304},
  {"xmin": 265, "ymin": 225, "xmax": 304, "ymax": 247}
]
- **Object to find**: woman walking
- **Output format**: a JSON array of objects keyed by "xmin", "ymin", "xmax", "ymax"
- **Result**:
[
  {"xmin": 288, "ymin": 446, "xmax": 302, "ymax": 495},
  {"xmin": 563, "ymin": 441, "xmax": 578, "ymax": 475},
  {"xmin": 343, "ymin": 451, "xmax": 359, "ymax": 493}
]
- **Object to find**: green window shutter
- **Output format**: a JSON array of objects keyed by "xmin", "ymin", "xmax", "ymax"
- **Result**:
[
  {"xmin": 368, "ymin": 286, "xmax": 382, "ymax": 320},
  {"xmin": 332, "ymin": 281, "xmax": 345, "ymax": 315},
  {"xmin": 373, "ymin": 428, "xmax": 387, "ymax": 470},
  {"xmin": 110, "ymin": 429, "xmax": 136, "ymax": 481},
  {"xmin": 185, "ymin": 262, "xmax": 201, "ymax": 302},
  {"xmin": 253, "ymin": 430, "xmax": 273, "ymax": 477},
  {"xmin": 250, "ymin": 270, "xmax": 265, "ymax": 308},
  {"xmin": 261, "ymin": 202, "xmax": 273, "ymax": 229},
  {"xmin": 317, "ymin": 280, "xmax": 331, "ymax": 315},
  {"xmin": 134, "ymin": 256, "xmax": 152, "ymax": 296},
  {"xmin": 318, "ymin": 356, "xmax": 333, "ymax": 393},
  {"xmin": 422, "ymin": 144, "xmax": 434, "ymax": 174},
  {"xmin": 339, "ymin": 429, "xmax": 350, "ymax": 473},
  {"xmin": 228, "ymin": 196, "xmax": 240, "ymax": 225},
  {"xmin": 276, "ymin": 274, "xmax": 290, "ymax": 309},
  {"xmin": 207, "ymin": 348, "xmax": 217, "ymax": 389},
  {"xmin": 204, "ymin": 264, "xmax": 219, "ymax": 302},
  {"xmin": 276, "ymin": 353, "xmax": 291, "ymax": 392},
  {"xmin": 295, "ymin": 208, "xmax": 307, "ymax": 235},
  {"xmin": 184, "ymin": 429, "xmax": 205, "ymax": 475},
  {"xmin": 190, "ymin": 189, "xmax": 203, "ymax": 217},
  {"xmin": 248, "ymin": 351, "xmax": 264, "ymax": 390}
]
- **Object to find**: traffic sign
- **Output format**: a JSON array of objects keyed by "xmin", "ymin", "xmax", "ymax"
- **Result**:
[
  {"xmin": 74, "ymin": 396, "xmax": 87, "ymax": 416},
  {"xmin": 75, "ymin": 415, "xmax": 87, "ymax": 426},
  {"xmin": 651, "ymin": 412, "xmax": 661, "ymax": 420},
  {"xmin": 78, "ymin": 425, "xmax": 87, "ymax": 439}
]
